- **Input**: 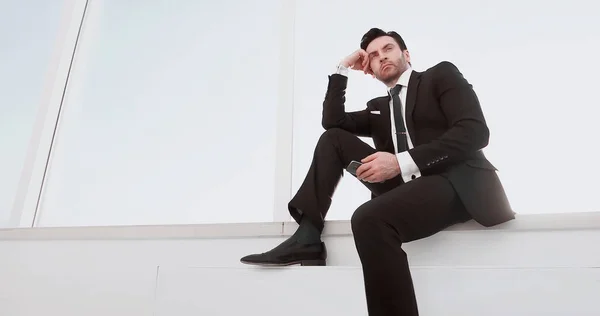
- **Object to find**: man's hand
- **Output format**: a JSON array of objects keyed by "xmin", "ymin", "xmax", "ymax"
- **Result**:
[
  {"xmin": 341, "ymin": 49, "xmax": 373, "ymax": 76},
  {"xmin": 356, "ymin": 152, "xmax": 401, "ymax": 183}
]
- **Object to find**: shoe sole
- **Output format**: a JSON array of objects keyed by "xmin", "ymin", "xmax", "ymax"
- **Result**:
[{"xmin": 240, "ymin": 259, "xmax": 326, "ymax": 267}]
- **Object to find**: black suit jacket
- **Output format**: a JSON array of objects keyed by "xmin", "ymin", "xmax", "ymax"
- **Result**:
[{"xmin": 321, "ymin": 61, "xmax": 514, "ymax": 227}]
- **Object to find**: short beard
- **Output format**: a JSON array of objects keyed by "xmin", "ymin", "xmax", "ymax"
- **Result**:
[
  {"xmin": 378, "ymin": 66, "xmax": 402, "ymax": 86},
  {"xmin": 380, "ymin": 69, "xmax": 401, "ymax": 86},
  {"xmin": 378, "ymin": 58, "xmax": 407, "ymax": 86}
]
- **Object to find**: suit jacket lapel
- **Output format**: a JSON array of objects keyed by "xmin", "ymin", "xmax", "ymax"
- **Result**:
[
  {"xmin": 405, "ymin": 71, "xmax": 422, "ymax": 144},
  {"xmin": 376, "ymin": 96, "xmax": 391, "ymax": 122},
  {"xmin": 371, "ymin": 96, "xmax": 393, "ymax": 151}
]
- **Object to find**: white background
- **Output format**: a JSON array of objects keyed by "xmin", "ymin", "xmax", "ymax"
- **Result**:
[
  {"xmin": 0, "ymin": 0, "xmax": 598, "ymax": 227},
  {"xmin": 292, "ymin": 0, "xmax": 600, "ymax": 220}
]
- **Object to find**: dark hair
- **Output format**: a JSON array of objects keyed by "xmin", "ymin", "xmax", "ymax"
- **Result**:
[{"xmin": 360, "ymin": 28, "xmax": 407, "ymax": 51}]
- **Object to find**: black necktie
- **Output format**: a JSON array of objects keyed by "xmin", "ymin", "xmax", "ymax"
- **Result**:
[{"xmin": 390, "ymin": 84, "xmax": 408, "ymax": 153}]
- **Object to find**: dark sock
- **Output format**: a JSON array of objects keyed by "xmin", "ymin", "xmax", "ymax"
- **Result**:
[{"xmin": 291, "ymin": 215, "xmax": 321, "ymax": 244}]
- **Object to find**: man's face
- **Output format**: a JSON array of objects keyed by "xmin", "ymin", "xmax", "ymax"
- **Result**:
[{"xmin": 365, "ymin": 36, "xmax": 411, "ymax": 85}]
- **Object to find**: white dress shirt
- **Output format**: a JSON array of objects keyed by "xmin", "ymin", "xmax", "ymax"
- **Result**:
[{"xmin": 335, "ymin": 65, "xmax": 422, "ymax": 183}]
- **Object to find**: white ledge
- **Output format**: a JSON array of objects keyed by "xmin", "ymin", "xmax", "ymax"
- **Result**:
[{"xmin": 0, "ymin": 212, "xmax": 599, "ymax": 241}]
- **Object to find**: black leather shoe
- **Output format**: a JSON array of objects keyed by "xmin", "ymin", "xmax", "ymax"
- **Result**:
[{"xmin": 240, "ymin": 238, "xmax": 327, "ymax": 266}]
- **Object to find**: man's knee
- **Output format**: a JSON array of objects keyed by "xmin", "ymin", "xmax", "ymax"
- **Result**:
[
  {"xmin": 318, "ymin": 128, "xmax": 351, "ymax": 146},
  {"xmin": 351, "ymin": 202, "xmax": 387, "ymax": 240}
]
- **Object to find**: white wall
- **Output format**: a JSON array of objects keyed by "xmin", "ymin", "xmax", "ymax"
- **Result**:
[
  {"xmin": 1, "ymin": 216, "xmax": 599, "ymax": 315},
  {"xmin": 154, "ymin": 266, "xmax": 600, "ymax": 316}
]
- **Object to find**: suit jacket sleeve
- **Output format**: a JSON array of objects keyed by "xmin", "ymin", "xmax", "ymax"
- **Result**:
[
  {"xmin": 408, "ymin": 61, "xmax": 490, "ymax": 171},
  {"xmin": 321, "ymin": 74, "xmax": 371, "ymax": 137}
]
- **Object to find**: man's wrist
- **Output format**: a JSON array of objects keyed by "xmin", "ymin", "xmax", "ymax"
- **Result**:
[
  {"xmin": 396, "ymin": 151, "xmax": 421, "ymax": 183},
  {"xmin": 335, "ymin": 63, "xmax": 349, "ymax": 76}
]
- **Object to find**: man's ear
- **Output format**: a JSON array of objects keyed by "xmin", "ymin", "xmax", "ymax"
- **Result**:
[{"xmin": 404, "ymin": 50, "xmax": 411, "ymax": 63}]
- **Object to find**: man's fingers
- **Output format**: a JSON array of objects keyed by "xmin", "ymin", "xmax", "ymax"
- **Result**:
[
  {"xmin": 355, "ymin": 163, "xmax": 371, "ymax": 178},
  {"xmin": 358, "ymin": 164, "xmax": 377, "ymax": 181},
  {"xmin": 361, "ymin": 153, "xmax": 378, "ymax": 163},
  {"xmin": 362, "ymin": 171, "xmax": 380, "ymax": 183},
  {"xmin": 361, "ymin": 53, "xmax": 369, "ymax": 73},
  {"xmin": 360, "ymin": 169, "xmax": 377, "ymax": 182}
]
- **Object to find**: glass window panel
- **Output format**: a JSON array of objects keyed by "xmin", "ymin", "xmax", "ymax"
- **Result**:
[{"xmin": 36, "ymin": 0, "xmax": 282, "ymax": 226}]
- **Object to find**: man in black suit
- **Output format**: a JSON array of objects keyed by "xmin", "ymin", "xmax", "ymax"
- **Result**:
[{"xmin": 240, "ymin": 28, "xmax": 514, "ymax": 315}]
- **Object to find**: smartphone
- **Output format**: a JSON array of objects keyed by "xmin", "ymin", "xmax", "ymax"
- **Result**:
[{"xmin": 346, "ymin": 160, "xmax": 363, "ymax": 176}]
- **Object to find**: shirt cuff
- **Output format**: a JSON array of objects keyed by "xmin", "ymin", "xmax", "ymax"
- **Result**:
[
  {"xmin": 396, "ymin": 151, "xmax": 422, "ymax": 183},
  {"xmin": 335, "ymin": 64, "xmax": 349, "ymax": 76}
]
